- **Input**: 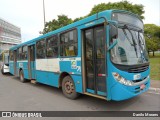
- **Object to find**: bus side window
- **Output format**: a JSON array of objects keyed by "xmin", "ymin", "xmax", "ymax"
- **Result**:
[
  {"xmin": 36, "ymin": 39, "xmax": 46, "ymax": 59},
  {"xmin": 46, "ymin": 35, "xmax": 58, "ymax": 58},
  {"xmin": 21, "ymin": 46, "xmax": 27, "ymax": 60},
  {"xmin": 18, "ymin": 47, "xmax": 22, "ymax": 60},
  {"xmin": 60, "ymin": 29, "xmax": 77, "ymax": 57}
]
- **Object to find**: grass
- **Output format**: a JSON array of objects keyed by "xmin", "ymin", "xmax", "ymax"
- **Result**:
[{"xmin": 149, "ymin": 52, "xmax": 160, "ymax": 80}]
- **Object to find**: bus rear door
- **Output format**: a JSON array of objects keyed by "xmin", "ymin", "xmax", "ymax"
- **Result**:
[
  {"xmin": 13, "ymin": 50, "xmax": 17, "ymax": 76},
  {"xmin": 28, "ymin": 45, "xmax": 35, "ymax": 79}
]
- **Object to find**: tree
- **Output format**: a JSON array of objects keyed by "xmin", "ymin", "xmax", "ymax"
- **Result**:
[
  {"xmin": 42, "ymin": 15, "xmax": 72, "ymax": 34},
  {"xmin": 73, "ymin": 16, "xmax": 85, "ymax": 22},
  {"xmin": 88, "ymin": 1, "xmax": 144, "ymax": 19},
  {"xmin": 144, "ymin": 24, "xmax": 160, "ymax": 56},
  {"xmin": 41, "ymin": 1, "xmax": 145, "ymax": 34}
]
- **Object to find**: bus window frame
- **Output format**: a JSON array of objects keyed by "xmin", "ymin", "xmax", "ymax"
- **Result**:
[
  {"xmin": 46, "ymin": 34, "xmax": 59, "ymax": 58},
  {"xmin": 36, "ymin": 39, "xmax": 46, "ymax": 59},
  {"xmin": 21, "ymin": 45, "xmax": 28, "ymax": 60},
  {"xmin": 60, "ymin": 28, "xmax": 78, "ymax": 57}
]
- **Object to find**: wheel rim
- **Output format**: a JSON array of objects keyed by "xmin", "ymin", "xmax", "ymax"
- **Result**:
[{"xmin": 64, "ymin": 81, "xmax": 74, "ymax": 94}]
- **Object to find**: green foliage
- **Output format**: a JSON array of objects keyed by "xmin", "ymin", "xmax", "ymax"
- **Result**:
[
  {"xmin": 42, "ymin": 15, "xmax": 72, "ymax": 34},
  {"xmin": 88, "ymin": 1, "xmax": 144, "ymax": 19},
  {"xmin": 73, "ymin": 16, "xmax": 85, "ymax": 22},
  {"xmin": 144, "ymin": 24, "xmax": 160, "ymax": 56},
  {"xmin": 42, "ymin": 0, "xmax": 145, "ymax": 34},
  {"xmin": 149, "ymin": 53, "xmax": 160, "ymax": 80}
]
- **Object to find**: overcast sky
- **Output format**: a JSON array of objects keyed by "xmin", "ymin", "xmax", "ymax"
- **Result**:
[{"xmin": 0, "ymin": 0, "xmax": 159, "ymax": 42}]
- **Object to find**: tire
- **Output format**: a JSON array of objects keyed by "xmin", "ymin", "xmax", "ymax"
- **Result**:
[
  {"xmin": 19, "ymin": 70, "xmax": 26, "ymax": 83},
  {"xmin": 62, "ymin": 76, "xmax": 79, "ymax": 99}
]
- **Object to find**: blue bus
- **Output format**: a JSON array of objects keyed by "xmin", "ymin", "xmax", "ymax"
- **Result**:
[{"xmin": 8, "ymin": 10, "xmax": 150, "ymax": 101}]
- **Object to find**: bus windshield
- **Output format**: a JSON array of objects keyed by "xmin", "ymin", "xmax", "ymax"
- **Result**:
[{"xmin": 111, "ymin": 13, "xmax": 149, "ymax": 65}]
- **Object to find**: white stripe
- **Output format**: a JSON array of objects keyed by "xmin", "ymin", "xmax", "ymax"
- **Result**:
[
  {"xmin": 59, "ymin": 57, "xmax": 81, "ymax": 61},
  {"xmin": 36, "ymin": 58, "xmax": 60, "ymax": 72},
  {"xmin": 147, "ymin": 92, "xmax": 160, "ymax": 95},
  {"xmin": 17, "ymin": 60, "xmax": 28, "ymax": 62}
]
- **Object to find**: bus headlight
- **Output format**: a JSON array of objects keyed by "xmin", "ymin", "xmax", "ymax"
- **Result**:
[{"xmin": 112, "ymin": 72, "xmax": 134, "ymax": 86}]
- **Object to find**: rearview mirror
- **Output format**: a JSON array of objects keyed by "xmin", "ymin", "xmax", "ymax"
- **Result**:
[
  {"xmin": 110, "ymin": 24, "xmax": 118, "ymax": 39},
  {"xmin": 107, "ymin": 39, "xmax": 118, "ymax": 51}
]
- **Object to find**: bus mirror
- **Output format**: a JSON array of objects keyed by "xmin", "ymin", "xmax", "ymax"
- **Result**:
[
  {"xmin": 110, "ymin": 24, "xmax": 118, "ymax": 39},
  {"xmin": 108, "ymin": 39, "xmax": 118, "ymax": 51}
]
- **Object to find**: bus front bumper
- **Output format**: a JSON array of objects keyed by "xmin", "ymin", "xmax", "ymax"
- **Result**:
[{"xmin": 110, "ymin": 78, "xmax": 150, "ymax": 101}]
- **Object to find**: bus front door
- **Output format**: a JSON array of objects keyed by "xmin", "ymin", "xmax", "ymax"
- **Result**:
[
  {"xmin": 83, "ymin": 25, "xmax": 106, "ymax": 96},
  {"xmin": 28, "ymin": 45, "xmax": 35, "ymax": 79},
  {"xmin": 13, "ymin": 50, "xmax": 17, "ymax": 76}
]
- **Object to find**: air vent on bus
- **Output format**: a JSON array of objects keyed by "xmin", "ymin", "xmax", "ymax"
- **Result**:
[{"xmin": 128, "ymin": 65, "xmax": 149, "ymax": 73}]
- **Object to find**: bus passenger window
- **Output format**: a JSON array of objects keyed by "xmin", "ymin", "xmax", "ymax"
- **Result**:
[
  {"xmin": 46, "ymin": 35, "xmax": 58, "ymax": 58},
  {"xmin": 21, "ymin": 46, "xmax": 27, "ymax": 60},
  {"xmin": 60, "ymin": 29, "xmax": 77, "ymax": 57},
  {"xmin": 18, "ymin": 47, "xmax": 22, "ymax": 60},
  {"xmin": 36, "ymin": 39, "xmax": 46, "ymax": 59}
]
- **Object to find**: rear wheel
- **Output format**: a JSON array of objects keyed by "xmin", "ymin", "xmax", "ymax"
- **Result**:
[
  {"xmin": 19, "ymin": 70, "xmax": 26, "ymax": 83},
  {"xmin": 62, "ymin": 76, "xmax": 79, "ymax": 99}
]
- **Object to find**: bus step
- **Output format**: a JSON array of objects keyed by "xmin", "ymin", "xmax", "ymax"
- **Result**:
[{"xmin": 31, "ymin": 80, "xmax": 37, "ymax": 84}]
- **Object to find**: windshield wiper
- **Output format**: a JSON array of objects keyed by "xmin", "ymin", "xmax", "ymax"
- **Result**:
[
  {"xmin": 138, "ymin": 30, "xmax": 144, "ymax": 45},
  {"xmin": 122, "ymin": 29, "xmax": 133, "ymax": 46},
  {"xmin": 122, "ymin": 25, "xmax": 138, "ymax": 57},
  {"xmin": 137, "ymin": 30, "xmax": 148, "ymax": 61}
]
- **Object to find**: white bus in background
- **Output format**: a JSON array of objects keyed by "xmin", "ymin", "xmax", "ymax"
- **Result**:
[{"xmin": 0, "ymin": 50, "xmax": 9, "ymax": 74}]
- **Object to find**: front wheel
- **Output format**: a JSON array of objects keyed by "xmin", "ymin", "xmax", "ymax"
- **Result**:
[
  {"xmin": 19, "ymin": 70, "xmax": 26, "ymax": 83},
  {"xmin": 62, "ymin": 76, "xmax": 79, "ymax": 99}
]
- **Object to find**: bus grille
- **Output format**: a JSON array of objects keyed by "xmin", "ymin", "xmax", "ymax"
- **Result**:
[{"xmin": 128, "ymin": 65, "xmax": 149, "ymax": 73}]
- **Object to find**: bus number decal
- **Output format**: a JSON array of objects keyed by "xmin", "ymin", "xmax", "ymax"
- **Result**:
[
  {"xmin": 71, "ymin": 60, "xmax": 77, "ymax": 69},
  {"xmin": 19, "ymin": 63, "xmax": 23, "ymax": 68}
]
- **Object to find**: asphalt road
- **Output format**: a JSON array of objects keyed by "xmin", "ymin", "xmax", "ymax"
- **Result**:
[{"xmin": 0, "ymin": 73, "xmax": 160, "ymax": 119}]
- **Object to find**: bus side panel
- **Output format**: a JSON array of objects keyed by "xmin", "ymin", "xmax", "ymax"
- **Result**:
[
  {"xmin": 9, "ymin": 61, "xmax": 14, "ymax": 75},
  {"xmin": 47, "ymin": 72, "xmax": 59, "ymax": 87},
  {"xmin": 23, "ymin": 62, "xmax": 29, "ymax": 79},
  {"xmin": 70, "ymin": 75, "xmax": 83, "ymax": 93},
  {"xmin": 35, "ymin": 70, "xmax": 59, "ymax": 87},
  {"xmin": 36, "ymin": 70, "xmax": 48, "ymax": 84},
  {"xmin": 31, "ymin": 61, "xmax": 35, "ymax": 79},
  {"xmin": 35, "ymin": 58, "xmax": 60, "ymax": 87},
  {"xmin": 59, "ymin": 59, "xmax": 83, "ymax": 93}
]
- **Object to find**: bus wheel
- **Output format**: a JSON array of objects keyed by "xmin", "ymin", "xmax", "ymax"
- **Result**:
[
  {"xmin": 62, "ymin": 76, "xmax": 79, "ymax": 99},
  {"xmin": 19, "ymin": 70, "xmax": 25, "ymax": 83}
]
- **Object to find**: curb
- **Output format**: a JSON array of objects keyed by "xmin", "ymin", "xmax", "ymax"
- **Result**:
[{"xmin": 148, "ymin": 87, "xmax": 160, "ymax": 94}]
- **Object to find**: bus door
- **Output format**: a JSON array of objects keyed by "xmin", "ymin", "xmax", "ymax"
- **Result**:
[
  {"xmin": 28, "ymin": 45, "xmax": 35, "ymax": 79},
  {"xmin": 83, "ymin": 25, "xmax": 106, "ymax": 96},
  {"xmin": 13, "ymin": 50, "xmax": 17, "ymax": 75}
]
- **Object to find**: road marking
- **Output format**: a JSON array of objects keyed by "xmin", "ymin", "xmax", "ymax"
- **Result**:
[
  {"xmin": 148, "ymin": 87, "xmax": 160, "ymax": 95},
  {"xmin": 147, "ymin": 91, "xmax": 160, "ymax": 95}
]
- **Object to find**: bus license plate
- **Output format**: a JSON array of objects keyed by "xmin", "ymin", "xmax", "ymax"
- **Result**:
[{"xmin": 140, "ymin": 84, "xmax": 145, "ymax": 90}]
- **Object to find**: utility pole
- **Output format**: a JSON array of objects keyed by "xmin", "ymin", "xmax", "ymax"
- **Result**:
[{"xmin": 43, "ymin": 0, "xmax": 46, "ymax": 29}]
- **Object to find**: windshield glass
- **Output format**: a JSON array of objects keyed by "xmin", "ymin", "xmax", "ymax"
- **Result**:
[
  {"xmin": 110, "ymin": 26, "xmax": 149, "ymax": 65},
  {"xmin": 112, "ymin": 12, "xmax": 143, "ymax": 29}
]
